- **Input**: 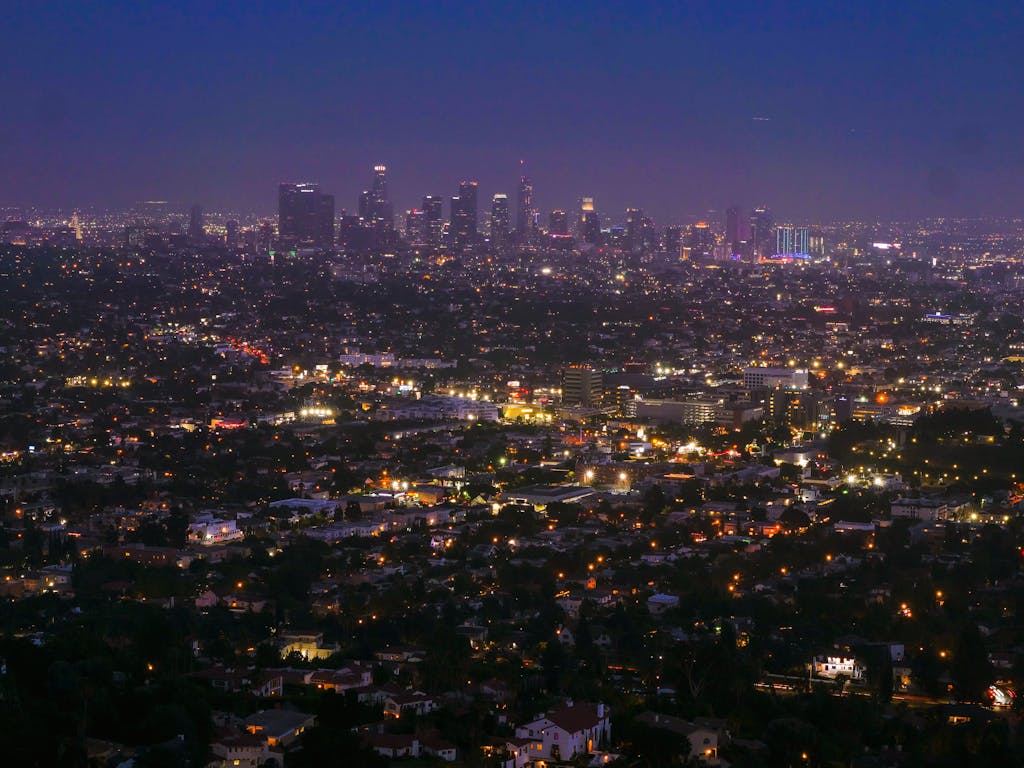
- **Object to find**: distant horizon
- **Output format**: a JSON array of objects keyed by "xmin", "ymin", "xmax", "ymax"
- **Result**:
[
  {"xmin": 3, "ymin": 2, "xmax": 1023, "ymax": 223},
  {"xmin": 3, "ymin": 182, "xmax": 1024, "ymax": 231}
]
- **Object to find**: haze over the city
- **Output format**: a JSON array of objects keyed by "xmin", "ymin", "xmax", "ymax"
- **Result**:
[{"xmin": 3, "ymin": 1, "xmax": 1023, "ymax": 220}]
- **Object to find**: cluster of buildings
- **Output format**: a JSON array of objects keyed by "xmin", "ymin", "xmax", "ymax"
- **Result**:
[{"xmin": 1, "ymin": 209, "xmax": 1024, "ymax": 766}]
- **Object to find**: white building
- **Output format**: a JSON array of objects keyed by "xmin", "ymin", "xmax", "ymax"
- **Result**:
[
  {"xmin": 890, "ymin": 497, "xmax": 954, "ymax": 521},
  {"xmin": 809, "ymin": 655, "xmax": 866, "ymax": 682},
  {"xmin": 743, "ymin": 367, "xmax": 808, "ymax": 390},
  {"xmin": 188, "ymin": 511, "xmax": 244, "ymax": 546},
  {"xmin": 515, "ymin": 702, "xmax": 611, "ymax": 762}
]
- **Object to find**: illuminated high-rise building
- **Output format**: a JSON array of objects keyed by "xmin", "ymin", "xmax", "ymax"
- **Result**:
[
  {"xmin": 371, "ymin": 164, "xmax": 388, "ymax": 204},
  {"xmin": 775, "ymin": 225, "xmax": 810, "ymax": 256},
  {"xmin": 404, "ymin": 209, "xmax": 427, "ymax": 244},
  {"xmin": 625, "ymin": 207, "xmax": 644, "ymax": 253},
  {"xmin": 548, "ymin": 210, "xmax": 568, "ymax": 235},
  {"xmin": 516, "ymin": 175, "xmax": 535, "ymax": 239},
  {"xmin": 750, "ymin": 206, "xmax": 773, "ymax": 259},
  {"xmin": 422, "ymin": 195, "xmax": 444, "ymax": 245},
  {"xmin": 562, "ymin": 365, "xmax": 603, "ymax": 406},
  {"xmin": 368, "ymin": 164, "xmax": 394, "ymax": 225},
  {"xmin": 687, "ymin": 221, "xmax": 715, "ymax": 258},
  {"xmin": 662, "ymin": 225, "xmax": 682, "ymax": 256},
  {"xmin": 578, "ymin": 197, "xmax": 601, "ymax": 244},
  {"xmin": 358, "ymin": 190, "xmax": 373, "ymax": 220},
  {"xmin": 450, "ymin": 180, "xmax": 478, "ymax": 249},
  {"xmin": 725, "ymin": 205, "xmax": 750, "ymax": 256},
  {"xmin": 490, "ymin": 193, "xmax": 510, "ymax": 247},
  {"xmin": 278, "ymin": 183, "xmax": 335, "ymax": 248}
]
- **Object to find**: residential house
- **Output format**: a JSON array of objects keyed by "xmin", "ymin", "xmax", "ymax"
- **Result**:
[
  {"xmin": 515, "ymin": 701, "xmax": 611, "ymax": 762},
  {"xmin": 243, "ymin": 710, "xmax": 316, "ymax": 750}
]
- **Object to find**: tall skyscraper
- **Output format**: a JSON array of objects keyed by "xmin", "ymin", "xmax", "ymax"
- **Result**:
[
  {"xmin": 662, "ymin": 225, "xmax": 682, "ymax": 256},
  {"xmin": 358, "ymin": 190, "xmax": 373, "ymax": 220},
  {"xmin": 625, "ymin": 207, "xmax": 643, "ymax": 253},
  {"xmin": 775, "ymin": 225, "xmax": 810, "ymax": 256},
  {"xmin": 371, "ymin": 165, "xmax": 388, "ymax": 205},
  {"xmin": 368, "ymin": 164, "xmax": 394, "ymax": 225},
  {"xmin": 687, "ymin": 221, "xmax": 715, "ymax": 258},
  {"xmin": 404, "ymin": 209, "xmax": 427, "ymax": 244},
  {"xmin": 578, "ymin": 197, "xmax": 601, "ymax": 245},
  {"xmin": 257, "ymin": 222, "xmax": 274, "ymax": 254},
  {"xmin": 490, "ymin": 193, "xmax": 510, "ymax": 247},
  {"xmin": 278, "ymin": 183, "xmax": 335, "ymax": 248},
  {"xmin": 422, "ymin": 195, "xmax": 444, "ymax": 246},
  {"xmin": 188, "ymin": 205, "xmax": 204, "ymax": 245},
  {"xmin": 725, "ymin": 205, "xmax": 750, "ymax": 256},
  {"xmin": 750, "ymin": 206, "xmax": 774, "ymax": 259},
  {"xmin": 516, "ymin": 175, "xmax": 535, "ymax": 241},
  {"xmin": 548, "ymin": 210, "xmax": 568, "ymax": 235},
  {"xmin": 451, "ymin": 181, "xmax": 478, "ymax": 250}
]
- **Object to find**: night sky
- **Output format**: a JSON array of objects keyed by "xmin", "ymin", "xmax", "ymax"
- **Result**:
[{"xmin": 3, "ymin": 1, "xmax": 1023, "ymax": 222}]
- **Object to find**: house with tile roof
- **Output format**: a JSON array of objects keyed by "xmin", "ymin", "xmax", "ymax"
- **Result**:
[{"xmin": 515, "ymin": 701, "xmax": 610, "ymax": 762}]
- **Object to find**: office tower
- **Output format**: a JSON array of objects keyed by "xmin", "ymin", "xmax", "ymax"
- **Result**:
[
  {"xmin": 358, "ymin": 190, "xmax": 373, "ymax": 220},
  {"xmin": 371, "ymin": 165, "xmax": 388, "ymax": 207},
  {"xmin": 687, "ymin": 221, "xmax": 715, "ymax": 257},
  {"xmin": 225, "ymin": 220, "xmax": 239, "ymax": 249},
  {"xmin": 725, "ymin": 205, "xmax": 750, "ymax": 256},
  {"xmin": 750, "ymin": 206, "xmax": 774, "ymax": 259},
  {"xmin": 422, "ymin": 195, "xmax": 444, "ymax": 245},
  {"xmin": 450, "ymin": 181, "xmax": 478, "ymax": 250},
  {"xmin": 404, "ymin": 209, "xmax": 427, "ymax": 244},
  {"xmin": 516, "ymin": 175, "xmax": 535, "ymax": 240},
  {"xmin": 490, "ymin": 193, "xmax": 510, "ymax": 247},
  {"xmin": 188, "ymin": 205, "xmax": 204, "ymax": 245},
  {"xmin": 337, "ymin": 214, "xmax": 374, "ymax": 251},
  {"xmin": 625, "ymin": 207, "xmax": 643, "ymax": 253},
  {"xmin": 257, "ymin": 222, "xmax": 274, "ymax": 254},
  {"xmin": 367, "ymin": 164, "xmax": 394, "ymax": 225},
  {"xmin": 614, "ymin": 385, "xmax": 637, "ymax": 418},
  {"xmin": 70, "ymin": 211, "xmax": 82, "ymax": 241},
  {"xmin": 278, "ymin": 183, "xmax": 335, "ymax": 248},
  {"xmin": 562, "ymin": 365, "xmax": 603, "ymax": 406},
  {"xmin": 578, "ymin": 197, "xmax": 602, "ymax": 245},
  {"xmin": 548, "ymin": 210, "xmax": 568, "ymax": 235},
  {"xmin": 768, "ymin": 389, "xmax": 818, "ymax": 428},
  {"xmin": 662, "ymin": 225, "xmax": 682, "ymax": 256},
  {"xmin": 775, "ymin": 225, "xmax": 810, "ymax": 256}
]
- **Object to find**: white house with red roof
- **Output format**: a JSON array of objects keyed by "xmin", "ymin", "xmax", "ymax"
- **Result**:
[{"xmin": 515, "ymin": 701, "xmax": 610, "ymax": 762}]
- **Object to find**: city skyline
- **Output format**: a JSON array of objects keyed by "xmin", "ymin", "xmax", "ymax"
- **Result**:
[
  {"xmin": 5, "ymin": 3, "xmax": 1024, "ymax": 766},
  {"xmin": 3, "ymin": 2, "xmax": 1023, "ymax": 220}
]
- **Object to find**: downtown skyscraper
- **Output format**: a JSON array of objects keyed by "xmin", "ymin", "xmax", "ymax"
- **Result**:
[
  {"xmin": 490, "ymin": 193, "xmax": 510, "ymax": 248},
  {"xmin": 278, "ymin": 183, "xmax": 335, "ymax": 248},
  {"xmin": 516, "ymin": 175, "xmax": 535, "ymax": 243},
  {"xmin": 450, "ymin": 180, "xmax": 478, "ymax": 250},
  {"xmin": 422, "ymin": 195, "xmax": 444, "ymax": 246}
]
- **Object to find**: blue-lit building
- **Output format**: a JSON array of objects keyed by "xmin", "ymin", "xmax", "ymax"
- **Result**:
[{"xmin": 775, "ymin": 225, "xmax": 810, "ymax": 257}]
